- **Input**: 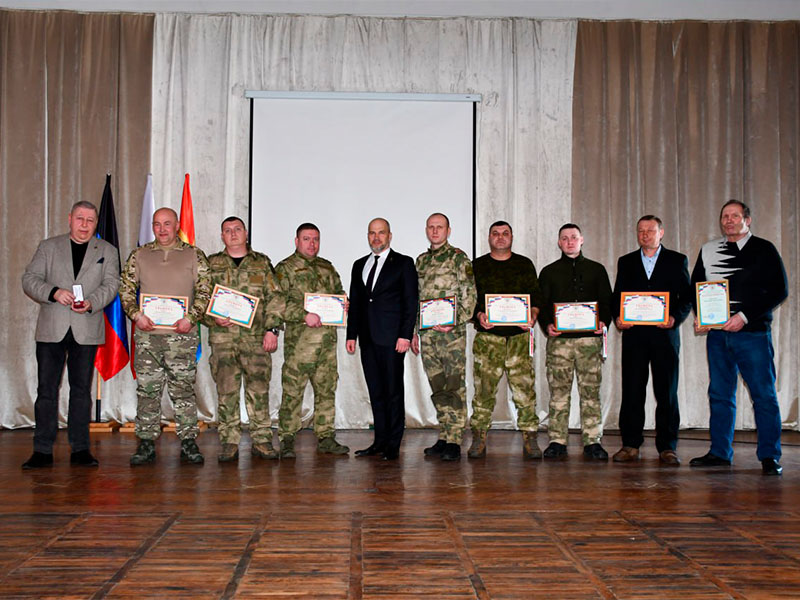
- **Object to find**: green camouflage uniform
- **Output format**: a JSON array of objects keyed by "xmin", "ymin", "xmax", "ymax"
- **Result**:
[
  {"xmin": 471, "ymin": 253, "xmax": 542, "ymax": 432},
  {"xmin": 538, "ymin": 252, "xmax": 612, "ymax": 446},
  {"xmin": 415, "ymin": 242, "xmax": 476, "ymax": 444},
  {"xmin": 120, "ymin": 240, "xmax": 212, "ymax": 441},
  {"xmin": 273, "ymin": 251, "xmax": 344, "ymax": 442},
  {"xmin": 204, "ymin": 249, "xmax": 282, "ymax": 446}
]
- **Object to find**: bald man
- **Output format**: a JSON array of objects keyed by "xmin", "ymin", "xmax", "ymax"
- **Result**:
[{"xmin": 120, "ymin": 207, "xmax": 212, "ymax": 466}]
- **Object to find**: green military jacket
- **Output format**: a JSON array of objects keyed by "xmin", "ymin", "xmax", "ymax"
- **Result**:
[
  {"xmin": 415, "ymin": 242, "xmax": 477, "ymax": 332},
  {"xmin": 120, "ymin": 239, "xmax": 212, "ymax": 331},
  {"xmin": 273, "ymin": 251, "xmax": 345, "ymax": 347},
  {"xmin": 203, "ymin": 248, "xmax": 282, "ymax": 344}
]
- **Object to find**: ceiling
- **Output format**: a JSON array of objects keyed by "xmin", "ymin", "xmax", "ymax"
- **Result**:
[{"xmin": 1, "ymin": 0, "xmax": 799, "ymax": 20}]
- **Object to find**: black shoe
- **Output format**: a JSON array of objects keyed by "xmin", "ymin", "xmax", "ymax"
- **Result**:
[
  {"xmin": 22, "ymin": 451, "xmax": 53, "ymax": 470},
  {"xmin": 583, "ymin": 443, "xmax": 609, "ymax": 461},
  {"xmin": 70, "ymin": 449, "xmax": 99, "ymax": 467},
  {"xmin": 543, "ymin": 442, "xmax": 567, "ymax": 460},
  {"xmin": 762, "ymin": 458, "xmax": 783, "ymax": 476},
  {"xmin": 180, "ymin": 439, "xmax": 204, "ymax": 464},
  {"xmin": 424, "ymin": 439, "xmax": 447, "ymax": 457},
  {"xmin": 355, "ymin": 445, "xmax": 382, "ymax": 457},
  {"xmin": 381, "ymin": 449, "xmax": 400, "ymax": 461},
  {"xmin": 689, "ymin": 452, "xmax": 731, "ymax": 467},
  {"xmin": 441, "ymin": 443, "xmax": 461, "ymax": 461},
  {"xmin": 130, "ymin": 439, "xmax": 156, "ymax": 466}
]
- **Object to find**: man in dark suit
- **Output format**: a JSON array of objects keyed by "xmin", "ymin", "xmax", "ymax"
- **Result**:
[
  {"xmin": 21, "ymin": 201, "xmax": 121, "ymax": 469},
  {"xmin": 346, "ymin": 218, "xmax": 418, "ymax": 460},
  {"xmin": 611, "ymin": 215, "xmax": 692, "ymax": 465}
]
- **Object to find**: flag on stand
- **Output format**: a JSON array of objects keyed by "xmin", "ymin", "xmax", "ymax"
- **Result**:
[
  {"xmin": 178, "ymin": 173, "xmax": 201, "ymax": 361},
  {"xmin": 94, "ymin": 174, "xmax": 130, "ymax": 380},
  {"xmin": 130, "ymin": 173, "xmax": 156, "ymax": 378}
]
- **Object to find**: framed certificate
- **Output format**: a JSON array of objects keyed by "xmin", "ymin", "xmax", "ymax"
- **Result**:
[
  {"xmin": 696, "ymin": 280, "xmax": 730, "ymax": 328},
  {"xmin": 620, "ymin": 292, "xmax": 670, "ymax": 326},
  {"xmin": 140, "ymin": 294, "xmax": 188, "ymax": 329},
  {"xmin": 486, "ymin": 294, "xmax": 530, "ymax": 326},
  {"xmin": 206, "ymin": 284, "xmax": 260, "ymax": 329},
  {"xmin": 420, "ymin": 296, "xmax": 456, "ymax": 329},
  {"xmin": 554, "ymin": 302, "xmax": 598, "ymax": 332},
  {"xmin": 304, "ymin": 293, "xmax": 347, "ymax": 326}
]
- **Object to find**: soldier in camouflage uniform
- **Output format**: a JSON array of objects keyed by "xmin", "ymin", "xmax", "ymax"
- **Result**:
[
  {"xmin": 470, "ymin": 221, "xmax": 543, "ymax": 459},
  {"xmin": 204, "ymin": 217, "xmax": 283, "ymax": 462},
  {"xmin": 411, "ymin": 213, "xmax": 476, "ymax": 461},
  {"xmin": 272, "ymin": 223, "xmax": 349, "ymax": 458},
  {"xmin": 120, "ymin": 207, "xmax": 212, "ymax": 466},
  {"xmin": 538, "ymin": 223, "xmax": 612, "ymax": 461}
]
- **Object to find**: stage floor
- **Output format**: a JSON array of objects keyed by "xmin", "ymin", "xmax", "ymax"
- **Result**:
[{"xmin": 1, "ymin": 428, "xmax": 798, "ymax": 599}]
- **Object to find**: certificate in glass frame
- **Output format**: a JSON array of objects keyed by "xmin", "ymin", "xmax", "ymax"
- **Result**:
[
  {"xmin": 486, "ymin": 294, "xmax": 531, "ymax": 326},
  {"xmin": 304, "ymin": 293, "xmax": 347, "ymax": 326},
  {"xmin": 620, "ymin": 292, "xmax": 670, "ymax": 326},
  {"xmin": 140, "ymin": 294, "xmax": 189, "ymax": 329},
  {"xmin": 206, "ymin": 284, "xmax": 260, "ymax": 329},
  {"xmin": 554, "ymin": 302, "xmax": 598, "ymax": 332},
  {"xmin": 696, "ymin": 280, "xmax": 730, "ymax": 328},
  {"xmin": 420, "ymin": 296, "xmax": 456, "ymax": 329}
]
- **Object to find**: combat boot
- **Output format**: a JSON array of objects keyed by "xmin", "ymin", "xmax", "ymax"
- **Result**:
[
  {"xmin": 252, "ymin": 440, "xmax": 279, "ymax": 460},
  {"xmin": 317, "ymin": 436, "xmax": 350, "ymax": 455},
  {"xmin": 217, "ymin": 443, "xmax": 239, "ymax": 462},
  {"xmin": 468, "ymin": 429, "xmax": 487, "ymax": 458},
  {"xmin": 280, "ymin": 436, "xmax": 296, "ymax": 459},
  {"xmin": 130, "ymin": 439, "xmax": 156, "ymax": 465},
  {"xmin": 180, "ymin": 438, "xmax": 204, "ymax": 464},
  {"xmin": 441, "ymin": 442, "xmax": 461, "ymax": 461},
  {"xmin": 522, "ymin": 431, "xmax": 542, "ymax": 459}
]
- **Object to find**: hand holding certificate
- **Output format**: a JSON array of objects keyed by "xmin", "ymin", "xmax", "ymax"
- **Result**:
[
  {"xmin": 619, "ymin": 292, "xmax": 669, "ymax": 326},
  {"xmin": 696, "ymin": 280, "xmax": 729, "ymax": 329},
  {"xmin": 420, "ymin": 297, "xmax": 456, "ymax": 330},
  {"xmin": 554, "ymin": 302, "xmax": 598, "ymax": 332},
  {"xmin": 304, "ymin": 293, "xmax": 347, "ymax": 326},
  {"xmin": 486, "ymin": 294, "xmax": 531, "ymax": 326},
  {"xmin": 141, "ymin": 294, "xmax": 188, "ymax": 329},
  {"xmin": 206, "ymin": 284, "xmax": 260, "ymax": 328}
]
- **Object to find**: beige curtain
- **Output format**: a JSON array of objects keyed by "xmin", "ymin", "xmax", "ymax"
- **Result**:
[
  {"xmin": 572, "ymin": 21, "xmax": 799, "ymax": 430},
  {"xmin": 0, "ymin": 9, "xmax": 153, "ymax": 428}
]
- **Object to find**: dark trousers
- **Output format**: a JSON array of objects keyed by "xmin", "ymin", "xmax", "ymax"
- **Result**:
[
  {"xmin": 359, "ymin": 340, "xmax": 406, "ymax": 452},
  {"xmin": 619, "ymin": 331, "xmax": 680, "ymax": 452},
  {"xmin": 34, "ymin": 329, "xmax": 97, "ymax": 453}
]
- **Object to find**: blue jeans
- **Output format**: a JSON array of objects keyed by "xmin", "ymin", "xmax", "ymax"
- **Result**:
[{"xmin": 706, "ymin": 329, "xmax": 781, "ymax": 461}]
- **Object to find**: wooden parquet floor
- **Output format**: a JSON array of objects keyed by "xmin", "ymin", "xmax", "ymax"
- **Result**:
[{"xmin": 1, "ymin": 429, "xmax": 799, "ymax": 599}]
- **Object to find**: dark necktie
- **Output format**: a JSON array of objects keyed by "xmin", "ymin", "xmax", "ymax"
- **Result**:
[{"xmin": 366, "ymin": 255, "xmax": 379, "ymax": 295}]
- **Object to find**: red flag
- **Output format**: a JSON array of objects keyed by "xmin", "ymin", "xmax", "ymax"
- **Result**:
[{"xmin": 178, "ymin": 173, "xmax": 195, "ymax": 245}]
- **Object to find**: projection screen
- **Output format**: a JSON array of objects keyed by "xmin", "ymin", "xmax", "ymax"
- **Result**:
[{"xmin": 247, "ymin": 91, "xmax": 479, "ymax": 429}]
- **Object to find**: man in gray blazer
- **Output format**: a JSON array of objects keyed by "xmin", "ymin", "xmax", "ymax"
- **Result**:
[{"xmin": 21, "ymin": 201, "xmax": 120, "ymax": 469}]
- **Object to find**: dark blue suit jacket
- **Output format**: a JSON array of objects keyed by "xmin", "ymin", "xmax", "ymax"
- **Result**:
[
  {"xmin": 347, "ymin": 249, "xmax": 418, "ymax": 347},
  {"xmin": 612, "ymin": 246, "xmax": 692, "ymax": 345}
]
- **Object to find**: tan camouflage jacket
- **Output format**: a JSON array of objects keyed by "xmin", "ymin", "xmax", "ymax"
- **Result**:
[
  {"xmin": 120, "ymin": 239, "xmax": 212, "ymax": 333},
  {"xmin": 415, "ymin": 242, "xmax": 477, "ymax": 331},
  {"xmin": 203, "ymin": 248, "xmax": 282, "ymax": 343}
]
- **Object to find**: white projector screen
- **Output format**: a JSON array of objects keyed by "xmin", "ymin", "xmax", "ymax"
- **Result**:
[
  {"xmin": 246, "ymin": 91, "xmax": 479, "ymax": 431},
  {"xmin": 248, "ymin": 92, "xmax": 477, "ymax": 285}
]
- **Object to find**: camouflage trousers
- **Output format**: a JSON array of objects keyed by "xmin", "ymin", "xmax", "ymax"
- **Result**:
[
  {"xmin": 133, "ymin": 330, "xmax": 199, "ymax": 441},
  {"xmin": 545, "ymin": 336, "xmax": 604, "ymax": 445},
  {"xmin": 471, "ymin": 331, "xmax": 538, "ymax": 432},
  {"xmin": 279, "ymin": 333, "xmax": 338, "ymax": 441},
  {"xmin": 420, "ymin": 329, "xmax": 467, "ymax": 444},
  {"xmin": 209, "ymin": 337, "xmax": 273, "ymax": 445}
]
